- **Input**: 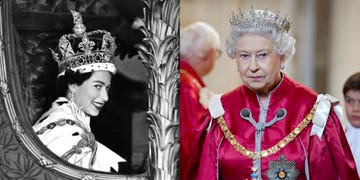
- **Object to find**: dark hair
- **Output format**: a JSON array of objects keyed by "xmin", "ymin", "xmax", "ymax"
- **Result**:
[
  {"xmin": 56, "ymin": 69, "xmax": 93, "ymax": 97},
  {"xmin": 343, "ymin": 72, "xmax": 360, "ymax": 96}
]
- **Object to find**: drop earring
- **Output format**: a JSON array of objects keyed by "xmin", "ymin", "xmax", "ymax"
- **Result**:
[{"xmin": 280, "ymin": 63, "xmax": 285, "ymax": 70}]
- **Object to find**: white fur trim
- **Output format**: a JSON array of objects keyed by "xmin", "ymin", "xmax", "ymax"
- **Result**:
[{"xmin": 58, "ymin": 63, "xmax": 116, "ymax": 77}]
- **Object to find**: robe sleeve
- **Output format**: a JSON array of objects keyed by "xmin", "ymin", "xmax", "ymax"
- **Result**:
[
  {"xmin": 180, "ymin": 83, "xmax": 206, "ymax": 175},
  {"xmin": 308, "ymin": 109, "xmax": 359, "ymax": 179},
  {"xmin": 183, "ymin": 110, "xmax": 221, "ymax": 180}
]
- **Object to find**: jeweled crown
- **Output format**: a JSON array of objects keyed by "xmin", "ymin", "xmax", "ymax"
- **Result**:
[
  {"xmin": 229, "ymin": 8, "xmax": 291, "ymax": 33},
  {"xmin": 51, "ymin": 11, "xmax": 117, "ymax": 76}
]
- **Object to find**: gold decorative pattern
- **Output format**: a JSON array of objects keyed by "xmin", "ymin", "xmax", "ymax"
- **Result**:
[
  {"xmin": 180, "ymin": 69, "xmax": 202, "ymax": 89},
  {"xmin": 134, "ymin": 0, "xmax": 179, "ymax": 179},
  {"xmin": 216, "ymin": 103, "xmax": 318, "ymax": 159},
  {"xmin": 0, "ymin": 80, "xmax": 9, "ymax": 96}
]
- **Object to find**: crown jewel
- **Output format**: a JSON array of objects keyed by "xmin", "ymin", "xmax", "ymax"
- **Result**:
[
  {"xmin": 229, "ymin": 8, "xmax": 291, "ymax": 33},
  {"xmin": 51, "ymin": 10, "xmax": 117, "ymax": 76}
]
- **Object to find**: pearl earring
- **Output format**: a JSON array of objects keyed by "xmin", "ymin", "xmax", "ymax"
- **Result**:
[{"xmin": 280, "ymin": 63, "xmax": 285, "ymax": 70}]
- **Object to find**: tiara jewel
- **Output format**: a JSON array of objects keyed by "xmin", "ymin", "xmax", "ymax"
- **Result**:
[
  {"xmin": 229, "ymin": 8, "xmax": 291, "ymax": 33},
  {"xmin": 51, "ymin": 10, "xmax": 117, "ymax": 76}
]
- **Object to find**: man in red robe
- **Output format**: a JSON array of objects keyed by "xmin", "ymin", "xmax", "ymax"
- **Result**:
[{"xmin": 180, "ymin": 21, "xmax": 221, "ymax": 179}]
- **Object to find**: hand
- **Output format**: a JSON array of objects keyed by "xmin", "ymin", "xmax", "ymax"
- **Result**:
[{"xmin": 199, "ymin": 88, "xmax": 216, "ymax": 108}]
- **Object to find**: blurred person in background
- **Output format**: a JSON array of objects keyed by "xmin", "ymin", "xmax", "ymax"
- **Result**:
[{"xmin": 180, "ymin": 21, "xmax": 221, "ymax": 179}]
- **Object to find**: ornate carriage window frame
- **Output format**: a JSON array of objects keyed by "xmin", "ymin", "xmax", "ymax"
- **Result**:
[{"xmin": 0, "ymin": 0, "xmax": 179, "ymax": 179}]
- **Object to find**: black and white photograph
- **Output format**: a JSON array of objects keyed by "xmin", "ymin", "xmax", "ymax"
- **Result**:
[{"xmin": 0, "ymin": 0, "xmax": 179, "ymax": 179}]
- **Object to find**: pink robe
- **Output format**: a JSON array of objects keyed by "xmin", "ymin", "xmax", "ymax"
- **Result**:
[{"xmin": 185, "ymin": 74, "xmax": 358, "ymax": 180}]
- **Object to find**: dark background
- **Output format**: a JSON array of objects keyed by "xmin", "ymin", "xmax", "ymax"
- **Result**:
[{"xmin": 13, "ymin": 0, "xmax": 148, "ymax": 174}]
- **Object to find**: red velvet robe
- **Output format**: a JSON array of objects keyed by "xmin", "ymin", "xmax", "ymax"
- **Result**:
[
  {"xmin": 185, "ymin": 74, "xmax": 358, "ymax": 180},
  {"xmin": 180, "ymin": 60, "xmax": 206, "ymax": 179}
]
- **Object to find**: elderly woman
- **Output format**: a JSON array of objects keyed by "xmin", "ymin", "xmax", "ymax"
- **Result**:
[
  {"xmin": 184, "ymin": 8, "xmax": 358, "ymax": 180},
  {"xmin": 32, "ymin": 11, "xmax": 125, "ymax": 172}
]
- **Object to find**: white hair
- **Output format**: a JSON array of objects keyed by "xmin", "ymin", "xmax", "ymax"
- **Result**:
[
  {"xmin": 180, "ymin": 21, "xmax": 220, "ymax": 60},
  {"xmin": 225, "ymin": 25, "xmax": 296, "ymax": 64}
]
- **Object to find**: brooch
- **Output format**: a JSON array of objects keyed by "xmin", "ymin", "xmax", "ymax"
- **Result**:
[{"xmin": 266, "ymin": 155, "xmax": 299, "ymax": 180}]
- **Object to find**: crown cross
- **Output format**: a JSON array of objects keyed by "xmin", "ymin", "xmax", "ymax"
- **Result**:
[{"xmin": 78, "ymin": 35, "xmax": 95, "ymax": 54}]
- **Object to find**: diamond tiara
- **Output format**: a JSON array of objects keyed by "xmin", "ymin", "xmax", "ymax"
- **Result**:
[
  {"xmin": 229, "ymin": 8, "xmax": 291, "ymax": 33},
  {"xmin": 51, "ymin": 11, "xmax": 117, "ymax": 76}
]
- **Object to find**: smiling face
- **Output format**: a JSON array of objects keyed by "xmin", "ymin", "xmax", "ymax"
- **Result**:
[
  {"xmin": 71, "ymin": 71, "xmax": 112, "ymax": 116},
  {"xmin": 345, "ymin": 89, "xmax": 360, "ymax": 128},
  {"xmin": 235, "ymin": 33, "xmax": 284, "ymax": 95}
]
